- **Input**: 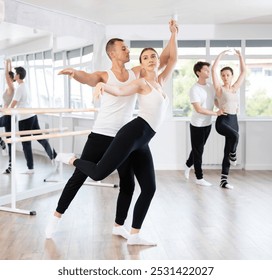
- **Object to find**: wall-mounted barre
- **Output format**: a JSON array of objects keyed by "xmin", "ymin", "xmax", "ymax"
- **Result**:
[
  {"xmin": 4, "ymin": 130, "xmax": 92, "ymax": 143},
  {"xmin": 0, "ymin": 107, "xmax": 116, "ymax": 216},
  {"xmin": 0, "ymin": 107, "xmax": 98, "ymax": 115},
  {"xmin": 0, "ymin": 127, "xmax": 69, "ymax": 138}
]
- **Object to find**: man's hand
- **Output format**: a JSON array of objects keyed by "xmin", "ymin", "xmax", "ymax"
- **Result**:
[{"xmin": 58, "ymin": 68, "xmax": 75, "ymax": 78}]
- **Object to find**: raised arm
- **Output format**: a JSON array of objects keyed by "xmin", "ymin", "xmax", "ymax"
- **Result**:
[
  {"xmin": 5, "ymin": 59, "xmax": 14, "ymax": 90},
  {"xmin": 158, "ymin": 19, "xmax": 179, "ymax": 70},
  {"xmin": 58, "ymin": 68, "xmax": 107, "ymax": 87},
  {"xmin": 232, "ymin": 50, "xmax": 246, "ymax": 91},
  {"xmin": 131, "ymin": 19, "xmax": 178, "ymax": 78},
  {"xmin": 211, "ymin": 50, "xmax": 228, "ymax": 97},
  {"xmin": 158, "ymin": 19, "xmax": 178, "ymax": 85}
]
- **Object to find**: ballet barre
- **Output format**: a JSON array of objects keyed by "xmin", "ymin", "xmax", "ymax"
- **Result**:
[
  {"xmin": 4, "ymin": 129, "xmax": 92, "ymax": 143},
  {"xmin": 0, "ymin": 107, "xmax": 98, "ymax": 115},
  {"xmin": 0, "ymin": 127, "xmax": 69, "ymax": 138},
  {"xmin": 0, "ymin": 107, "xmax": 116, "ymax": 216}
]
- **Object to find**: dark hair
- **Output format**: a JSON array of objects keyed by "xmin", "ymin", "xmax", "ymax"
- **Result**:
[
  {"xmin": 139, "ymin": 48, "xmax": 159, "ymax": 63},
  {"xmin": 15, "ymin": 66, "xmax": 26, "ymax": 80},
  {"xmin": 193, "ymin": 61, "xmax": 210, "ymax": 77},
  {"xmin": 8, "ymin": 71, "xmax": 15, "ymax": 81},
  {"xmin": 105, "ymin": 38, "xmax": 124, "ymax": 58},
  {"xmin": 220, "ymin": 66, "xmax": 233, "ymax": 75}
]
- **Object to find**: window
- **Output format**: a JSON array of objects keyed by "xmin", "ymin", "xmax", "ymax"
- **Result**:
[
  {"xmin": 53, "ymin": 52, "xmax": 65, "ymax": 107},
  {"xmin": 173, "ymin": 59, "xmax": 200, "ymax": 117},
  {"xmin": 5, "ymin": 40, "xmax": 272, "ymax": 119},
  {"xmin": 246, "ymin": 58, "xmax": 272, "ymax": 116},
  {"xmin": 245, "ymin": 40, "xmax": 272, "ymax": 117}
]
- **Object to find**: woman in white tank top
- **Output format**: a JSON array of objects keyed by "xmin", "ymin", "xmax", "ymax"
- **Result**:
[
  {"xmin": 55, "ymin": 19, "xmax": 178, "ymax": 246},
  {"xmin": 212, "ymin": 49, "xmax": 246, "ymax": 189}
]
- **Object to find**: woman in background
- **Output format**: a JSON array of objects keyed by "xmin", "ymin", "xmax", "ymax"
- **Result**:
[{"xmin": 212, "ymin": 49, "xmax": 246, "ymax": 189}]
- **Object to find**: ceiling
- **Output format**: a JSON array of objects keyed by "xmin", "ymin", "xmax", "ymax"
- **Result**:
[
  {"xmin": 12, "ymin": 0, "xmax": 272, "ymax": 25},
  {"xmin": 1, "ymin": 0, "xmax": 272, "ymax": 55}
]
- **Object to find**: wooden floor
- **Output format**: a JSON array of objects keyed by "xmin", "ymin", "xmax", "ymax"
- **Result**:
[{"xmin": 0, "ymin": 151, "xmax": 272, "ymax": 260}]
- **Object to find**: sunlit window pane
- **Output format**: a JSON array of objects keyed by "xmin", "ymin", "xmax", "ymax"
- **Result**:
[
  {"xmin": 245, "ymin": 58, "xmax": 272, "ymax": 116},
  {"xmin": 28, "ymin": 67, "xmax": 38, "ymax": 107},
  {"xmin": 173, "ymin": 59, "xmax": 201, "ymax": 117},
  {"xmin": 53, "ymin": 69, "xmax": 65, "ymax": 107},
  {"xmin": 36, "ymin": 68, "xmax": 49, "ymax": 107}
]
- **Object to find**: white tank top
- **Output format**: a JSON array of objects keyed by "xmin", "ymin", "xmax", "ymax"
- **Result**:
[
  {"xmin": 218, "ymin": 87, "xmax": 239, "ymax": 114},
  {"xmin": 92, "ymin": 69, "xmax": 137, "ymax": 137},
  {"xmin": 2, "ymin": 88, "xmax": 14, "ymax": 107},
  {"xmin": 137, "ymin": 80, "xmax": 169, "ymax": 132}
]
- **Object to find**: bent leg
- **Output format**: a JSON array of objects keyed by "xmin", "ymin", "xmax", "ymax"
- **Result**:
[
  {"xmin": 74, "ymin": 118, "xmax": 155, "ymax": 181},
  {"xmin": 56, "ymin": 133, "xmax": 114, "ymax": 214}
]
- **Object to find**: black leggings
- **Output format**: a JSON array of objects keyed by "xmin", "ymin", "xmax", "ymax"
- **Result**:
[
  {"xmin": 73, "ymin": 117, "xmax": 156, "ymax": 229},
  {"xmin": 186, "ymin": 124, "xmax": 211, "ymax": 179},
  {"xmin": 57, "ymin": 118, "xmax": 156, "ymax": 229},
  {"xmin": 216, "ymin": 114, "xmax": 239, "ymax": 175},
  {"xmin": 19, "ymin": 115, "xmax": 55, "ymax": 169}
]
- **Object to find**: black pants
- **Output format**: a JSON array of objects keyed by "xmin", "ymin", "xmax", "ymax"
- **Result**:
[
  {"xmin": 186, "ymin": 124, "xmax": 211, "ymax": 179},
  {"xmin": 0, "ymin": 115, "xmax": 11, "ymax": 165},
  {"xmin": 73, "ymin": 117, "xmax": 156, "ymax": 229},
  {"xmin": 216, "ymin": 114, "xmax": 239, "ymax": 175},
  {"xmin": 19, "ymin": 115, "xmax": 55, "ymax": 169}
]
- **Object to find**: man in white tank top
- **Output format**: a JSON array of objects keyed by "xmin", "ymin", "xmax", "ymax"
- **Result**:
[{"xmin": 47, "ymin": 37, "xmax": 171, "ymax": 245}]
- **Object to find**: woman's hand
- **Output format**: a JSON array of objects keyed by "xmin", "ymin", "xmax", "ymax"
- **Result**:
[
  {"xmin": 234, "ymin": 49, "xmax": 241, "ymax": 56},
  {"xmin": 169, "ymin": 19, "xmax": 178, "ymax": 33}
]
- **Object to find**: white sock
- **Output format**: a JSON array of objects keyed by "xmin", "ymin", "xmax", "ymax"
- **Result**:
[
  {"xmin": 55, "ymin": 153, "xmax": 75, "ymax": 165},
  {"xmin": 112, "ymin": 226, "xmax": 130, "ymax": 239},
  {"xmin": 184, "ymin": 164, "xmax": 191, "ymax": 180},
  {"xmin": 127, "ymin": 233, "xmax": 157, "ymax": 246},
  {"xmin": 45, "ymin": 216, "xmax": 60, "ymax": 239}
]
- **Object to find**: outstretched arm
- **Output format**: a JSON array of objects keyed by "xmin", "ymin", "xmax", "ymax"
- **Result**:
[
  {"xmin": 158, "ymin": 19, "xmax": 178, "ymax": 85},
  {"xmin": 232, "ymin": 50, "xmax": 246, "ymax": 91},
  {"xmin": 211, "ymin": 50, "xmax": 228, "ymax": 97},
  {"xmin": 192, "ymin": 102, "xmax": 225, "ymax": 116},
  {"xmin": 58, "ymin": 68, "xmax": 107, "ymax": 87},
  {"xmin": 94, "ymin": 79, "xmax": 144, "ymax": 99}
]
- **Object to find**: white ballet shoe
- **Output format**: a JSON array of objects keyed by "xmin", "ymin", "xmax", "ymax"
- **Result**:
[
  {"xmin": 127, "ymin": 233, "xmax": 157, "ymax": 246},
  {"xmin": 195, "ymin": 178, "xmax": 212, "ymax": 186},
  {"xmin": 112, "ymin": 226, "xmax": 130, "ymax": 239},
  {"xmin": 45, "ymin": 216, "xmax": 60, "ymax": 239},
  {"xmin": 222, "ymin": 183, "xmax": 234, "ymax": 189}
]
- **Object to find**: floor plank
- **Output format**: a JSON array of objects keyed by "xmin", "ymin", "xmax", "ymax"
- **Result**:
[{"xmin": 1, "ymin": 152, "xmax": 272, "ymax": 260}]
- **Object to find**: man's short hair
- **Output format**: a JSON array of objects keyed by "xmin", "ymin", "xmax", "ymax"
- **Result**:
[
  {"xmin": 105, "ymin": 38, "xmax": 124, "ymax": 59},
  {"xmin": 15, "ymin": 66, "xmax": 26, "ymax": 80},
  {"xmin": 193, "ymin": 61, "xmax": 210, "ymax": 77}
]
